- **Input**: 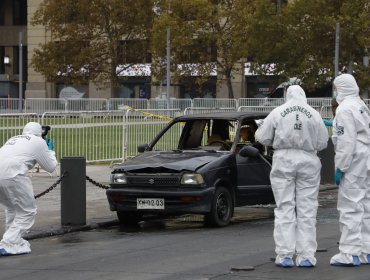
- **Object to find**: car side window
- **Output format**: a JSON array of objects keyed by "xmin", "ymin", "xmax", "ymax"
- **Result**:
[
  {"xmin": 239, "ymin": 126, "xmax": 255, "ymax": 144},
  {"xmin": 236, "ymin": 121, "xmax": 266, "ymax": 154}
]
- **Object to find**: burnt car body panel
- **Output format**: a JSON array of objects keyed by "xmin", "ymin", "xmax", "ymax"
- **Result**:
[
  {"xmin": 113, "ymin": 151, "xmax": 223, "ymax": 173},
  {"xmin": 106, "ymin": 112, "xmax": 274, "ymax": 225},
  {"xmin": 235, "ymin": 153, "xmax": 272, "ymax": 205}
]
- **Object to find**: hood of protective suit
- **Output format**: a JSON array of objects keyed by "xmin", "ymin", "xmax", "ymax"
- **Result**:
[
  {"xmin": 22, "ymin": 122, "xmax": 42, "ymax": 137},
  {"xmin": 285, "ymin": 85, "xmax": 307, "ymax": 103},
  {"xmin": 333, "ymin": 74, "xmax": 359, "ymax": 103}
]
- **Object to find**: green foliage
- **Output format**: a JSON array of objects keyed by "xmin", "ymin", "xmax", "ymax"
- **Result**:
[
  {"xmin": 249, "ymin": 0, "xmax": 370, "ymax": 92},
  {"xmin": 31, "ymin": 0, "xmax": 154, "ymax": 88},
  {"xmin": 151, "ymin": 0, "xmax": 257, "ymax": 98}
]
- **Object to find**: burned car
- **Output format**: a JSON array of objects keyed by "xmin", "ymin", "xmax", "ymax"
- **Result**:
[{"xmin": 107, "ymin": 112, "xmax": 274, "ymax": 227}]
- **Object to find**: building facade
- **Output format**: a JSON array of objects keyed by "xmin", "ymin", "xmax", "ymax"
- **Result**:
[{"xmin": 0, "ymin": 0, "xmax": 27, "ymax": 98}]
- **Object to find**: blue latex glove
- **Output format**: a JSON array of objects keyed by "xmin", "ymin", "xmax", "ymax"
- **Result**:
[
  {"xmin": 45, "ymin": 138, "xmax": 54, "ymax": 151},
  {"xmin": 323, "ymin": 120, "xmax": 333, "ymax": 127},
  {"xmin": 335, "ymin": 168, "xmax": 344, "ymax": 186}
]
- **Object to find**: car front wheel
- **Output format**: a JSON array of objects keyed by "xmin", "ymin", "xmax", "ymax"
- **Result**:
[{"xmin": 205, "ymin": 186, "xmax": 233, "ymax": 227}]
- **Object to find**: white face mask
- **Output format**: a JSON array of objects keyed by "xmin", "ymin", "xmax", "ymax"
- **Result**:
[
  {"xmin": 335, "ymin": 93, "xmax": 344, "ymax": 103},
  {"xmin": 332, "ymin": 85, "xmax": 342, "ymax": 103}
]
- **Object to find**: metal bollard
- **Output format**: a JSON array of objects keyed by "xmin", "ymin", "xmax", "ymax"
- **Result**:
[
  {"xmin": 319, "ymin": 138, "xmax": 335, "ymax": 185},
  {"xmin": 60, "ymin": 157, "xmax": 86, "ymax": 226}
]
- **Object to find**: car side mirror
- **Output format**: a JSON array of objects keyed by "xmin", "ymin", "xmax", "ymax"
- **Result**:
[
  {"xmin": 239, "ymin": 145, "xmax": 260, "ymax": 158},
  {"xmin": 138, "ymin": 144, "xmax": 149, "ymax": 153}
]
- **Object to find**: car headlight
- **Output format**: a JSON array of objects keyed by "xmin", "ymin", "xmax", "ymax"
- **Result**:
[
  {"xmin": 181, "ymin": 173, "xmax": 205, "ymax": 185},
  {"xmin": 111, "ymin": 173, "xmax": 127, "ymax": 184}
]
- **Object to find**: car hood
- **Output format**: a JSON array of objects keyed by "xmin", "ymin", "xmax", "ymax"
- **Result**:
[{"xmin": 113, "ymin": 151, "xmax": 225, "ymax": 172}]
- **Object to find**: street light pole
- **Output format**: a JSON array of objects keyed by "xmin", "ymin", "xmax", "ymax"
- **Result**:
[
  {"xmin": 363, "ymin": 48, "xmax": 369, "ymax": 98},
  {"xmin": 19, "ymin": 31, "xmax": 23, "ymax": 112},
  {"xmin": 363, "ymin": 48, "xmax": 369, "ymax": 67},
  {"xmin": 166, "ymin": 28, "xmax": 171, "ymax": 108},
  {"xmin": 334, "ymin": 23, "xmax": 340, "ymax": 79},
  {"xmin": 277, "ymin": 0, "xmax": 282, "ymax": 12}
]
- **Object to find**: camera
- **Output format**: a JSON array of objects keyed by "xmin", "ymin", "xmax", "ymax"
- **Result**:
[{"xmin": 41, "ymin": 125, "xmax": 51, "ymax": 139}]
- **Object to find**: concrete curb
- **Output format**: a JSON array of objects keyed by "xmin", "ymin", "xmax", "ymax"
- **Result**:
[{"xmin": 24, "ymin": 219, "xmax": 119, "ymax": 241}]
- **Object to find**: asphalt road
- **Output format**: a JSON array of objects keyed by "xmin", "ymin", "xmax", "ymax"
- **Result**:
[{"xmin": 1, "ymin": 189, "xmax": 370, "ymax": 280}]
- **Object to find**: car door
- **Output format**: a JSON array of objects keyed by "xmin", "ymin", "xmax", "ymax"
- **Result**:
[{"xmin": 235, "ymin": 149, "xmax": 273, "ymax": 206}]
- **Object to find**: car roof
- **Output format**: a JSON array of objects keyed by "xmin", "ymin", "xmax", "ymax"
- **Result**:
[{"xmin": 173, "ymin": 111, "xmax": 268, "ymax": 122}]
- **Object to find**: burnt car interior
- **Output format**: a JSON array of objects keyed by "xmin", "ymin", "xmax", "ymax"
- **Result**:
[
  {"xmin": 181, "ymin": 119, "xmax": 207, "ymax": 149},
  {"xmin": 179, "ymin": 119, "xmax": 234, "ymax": 151},
  {"xmin": 207, "ymin": 119, "xmax": 233, "ymax": 150},
  {"xmin": 173, "ymin": 117, "xmax": 273, "ymax": 161}
]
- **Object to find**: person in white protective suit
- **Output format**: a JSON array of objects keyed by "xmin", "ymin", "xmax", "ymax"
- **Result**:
[
  {"xmin": 255, "ymin": 85, "xmax": 328, "ymax": 267},
  {"xmin": 330, "ymin": 74, "xmax": 370, "ymax": 266},
  {"xmin": 0, "ymin": 122, "xmax": 57, "ymax": 256}
]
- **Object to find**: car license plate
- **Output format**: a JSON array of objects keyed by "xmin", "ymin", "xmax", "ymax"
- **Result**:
[{"xmin": 137, "ymin": 198, "xmax": 165, "ymax": 210}]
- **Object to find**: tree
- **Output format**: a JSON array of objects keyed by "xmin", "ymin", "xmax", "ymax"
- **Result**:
[
  {"xmin": 151, "ymin": 0, "xmax": 257, "ymax": 99},
  {"xmin": 249, "ymin": 0, "xmax": 370, "ymax": 92},
  {"xmin": 31, "ymin": 0, "xmax": 154, "ymax": 92}
]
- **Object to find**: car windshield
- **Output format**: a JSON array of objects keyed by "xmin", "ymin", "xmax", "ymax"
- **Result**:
[{"xmin": 151, "ymin": 118, "xmax": 239, "ymax": 151}]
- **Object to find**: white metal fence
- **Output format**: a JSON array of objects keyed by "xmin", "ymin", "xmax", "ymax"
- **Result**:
[
  {"xmin": 39, "ymin": 111, "xmax": 126, "ymax": 163},
  {"xmin": 193, "ymin": 98, "xmax": 238, "ymax": 109},
  {"xmin": 238, "ymin": 106, "xmax": 275, "ymax": 113},
  {"xmin": 0, "ymin": 113, "xmax": 39, "ymax": 144},
  {"xmin": 108, "ymin": 98, "xmax": 148, "ymax": 110},
  {"xmin": 0, "ymin": 98, "xmax": 369, "ymax": 162},
  {"xmin": 0, "ymin": 98, "xmax": 24, "ymax": 113},
  {"xmin": 1, "ymin": 97, "xmax": 367, "ymax": 115},
  {"xmin": 238, "ymin": 98, "xmax": 283, "ymax": 107},
  {"xmin": 184, "ymin": 107, "xmax": 236, "ymax": 115},
  {"xmin": 12, "ymin": 97, "xmax": 336, "ymax": 114}
]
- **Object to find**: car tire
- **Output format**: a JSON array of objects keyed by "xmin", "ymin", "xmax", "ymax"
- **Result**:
[
  {"xmin": 205, "ymin": 186, "xmax": 233, "ymax": 227},
  {"xmin": 117, "ymin": 211, "xmax": 142, "ymax": 225}
]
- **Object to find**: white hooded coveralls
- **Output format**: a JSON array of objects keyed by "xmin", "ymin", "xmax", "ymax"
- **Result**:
[
  {"xmin": 0, "ymin": 122, "xmax": 57, "ymax": 254},
  {"xmin": 330, "ymin": 74, "xmax": 370, "ymax": 265},
  {"xmin": 255, "ymin": 85, "xmax": 328, "ymax": 265}
]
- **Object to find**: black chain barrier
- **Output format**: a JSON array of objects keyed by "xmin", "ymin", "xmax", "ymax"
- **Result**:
[
  {"xmin": 34, "ymin": 172, "xmax": 110, "ymax": 199},
  {"xmin": 34, "ymin": 171, "xmax": 68, "ymax": 199},
  {"xmin": 86, "ymin": 175, "xmax": 110, "ymax": 190}
]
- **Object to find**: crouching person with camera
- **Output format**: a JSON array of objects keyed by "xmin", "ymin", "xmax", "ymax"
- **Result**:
[{"xmin": 0, "ymin": 122, "xmax": 57, "ymax": 256}]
